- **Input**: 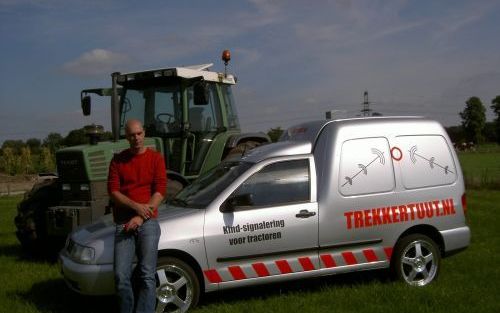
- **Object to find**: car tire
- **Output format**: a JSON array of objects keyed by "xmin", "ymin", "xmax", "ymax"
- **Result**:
[
  {"xmin": 15, "ymin": 179, "xmax": 60, "ymax": 254},
  {"xmin": 392, "ymin": 234, "xmax": 441, "ymax": 286},
  {"xmin": 155, "ymin": 257, "xmax": 200, "ymax": 313}
]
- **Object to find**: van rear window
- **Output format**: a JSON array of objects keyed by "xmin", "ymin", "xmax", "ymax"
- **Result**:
[
  {"xmin": 339, "ymin": 137, "xmax": 395, "ymax": 196},
  {"xmin": 396, "ymin": 135, "xmax": 457, "ymax": 189}
]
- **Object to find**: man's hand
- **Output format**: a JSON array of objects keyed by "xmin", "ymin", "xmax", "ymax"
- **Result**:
[
  {"xmin": 134, "ymin": 203, "xmax": 152, "ymax": 220},
  {"xmin": 124, "ymin": 216, "xmax": 144, "ymax": 232}
]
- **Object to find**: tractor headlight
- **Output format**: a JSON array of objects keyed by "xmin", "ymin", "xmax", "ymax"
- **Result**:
[
  {"xmin": 62, "ymin": 183, "xmax": 71, "ymax": 191},
  {"xmin": 80, "ymin": 184, "xmax": 90, "ymax": 191},
  {"xmin": 67, "ymin": 239, "xmax": 95, "ymax": 264}
]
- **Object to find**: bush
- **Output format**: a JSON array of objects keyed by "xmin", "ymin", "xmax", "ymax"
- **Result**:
[
  {"xmin": 0, "ymin": 147, "xmax": 18, "ymax": 175},
  {"xmin": 0, "ymin": 147, "xmax": 55, "ymax": 175}
]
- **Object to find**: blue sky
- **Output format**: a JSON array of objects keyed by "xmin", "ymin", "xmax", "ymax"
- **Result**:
[{"xmin": 1, "ymin": 0, "xmax": 499, "ymax": 144}]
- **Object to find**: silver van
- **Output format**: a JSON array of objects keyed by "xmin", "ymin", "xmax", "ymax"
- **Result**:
[{"xmin": 60, "ymin": 117, "xmax": 470, "ymax": 313}]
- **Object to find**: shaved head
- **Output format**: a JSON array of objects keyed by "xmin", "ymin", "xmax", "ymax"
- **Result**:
[
  {"xmin": 125, "ymin": 119, "xmax": 144, "ymax": 134},
  {"xmin": 124, "ymin": 119, "xmax": 146, "ymax": 154}
]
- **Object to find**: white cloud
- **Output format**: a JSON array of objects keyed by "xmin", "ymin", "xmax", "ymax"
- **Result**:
[{"xmin": 62, "ymin": 49, "xmax": 131, "ymax": 77}]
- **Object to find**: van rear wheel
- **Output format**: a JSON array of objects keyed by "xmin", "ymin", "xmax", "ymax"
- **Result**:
[
  {"xmin": 155, "ymin": 257, "xmax": 200, "ymax": 313},
  {"xmin": 392, "ymin": 234, "xmax": 440, "ymax": 286}
]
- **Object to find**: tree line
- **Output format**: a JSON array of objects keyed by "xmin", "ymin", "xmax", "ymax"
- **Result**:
[
  {"xmin": 1, "ymin": 95, "xmax": 499, "ymax": 176},
  {"xmin": 266, "ymin": 95, "xmax": 500, "ymax": 145},
  {"xmin": 457, "ymin": 95, "xmax": 500, "ymax": 144},
  {"xmin": 0, "ymin": 128, "xmax": 112, "ymax": 176}
]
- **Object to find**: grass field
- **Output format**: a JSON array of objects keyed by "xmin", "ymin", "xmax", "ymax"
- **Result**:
[
  {"xmin": 458, "ymin": 152, "xmax": 500, "ymax": 189},
  {"xmin": 1, "ymin": 188, "xmax": 499, "ymax": 313}
]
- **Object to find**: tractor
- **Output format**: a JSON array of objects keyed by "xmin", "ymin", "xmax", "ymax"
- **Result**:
[{"xmin": 14, "ymin": 51, "xmax": 269, "ymax": 252}]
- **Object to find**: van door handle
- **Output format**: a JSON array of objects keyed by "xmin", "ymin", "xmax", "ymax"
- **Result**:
[{"xmin": 295, "ymin": 210, "xmax": 316, "ymax": 218}]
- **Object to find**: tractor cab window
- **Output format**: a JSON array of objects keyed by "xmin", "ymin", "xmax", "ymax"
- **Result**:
[
  {"xmin": 185, "ymin": 83, "xmax": 223, "ymax": 175},
  {"xmin": 119, "ymin": 84, "xmax": 182, "ymax": 137},
  {"xmin": 221, "ymin": 84, "xmax": 241, "ymax": 130},
  {"xmin": 187, "ymin": 83, "xmax": 222, "ymax": 132}
]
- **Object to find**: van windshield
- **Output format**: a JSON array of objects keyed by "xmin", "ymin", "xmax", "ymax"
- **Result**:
[{"xmin": 169, "ymin": 161, "xmax": 253, "ymax": 208}]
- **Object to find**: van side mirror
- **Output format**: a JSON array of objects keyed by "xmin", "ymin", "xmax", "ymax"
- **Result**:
[
  {"xmin": 81, "ymin": 95, "xmax": 91, "ymax": 116},
  {"xmin": 220, "ymin": 193, "xmax": 254, "ymax": 212},
  {"xmin": 193, "ymin": 81, "xmax": 209, "ymax": 105}
]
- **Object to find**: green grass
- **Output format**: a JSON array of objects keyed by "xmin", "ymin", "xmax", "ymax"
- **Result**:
[
  {"xmin": 458, "ymin": 145, "xmax": 500, "ymax": 189},
  {"xmin": 1, "ymin": 191, "xmax": 499, "ymax": 313}
]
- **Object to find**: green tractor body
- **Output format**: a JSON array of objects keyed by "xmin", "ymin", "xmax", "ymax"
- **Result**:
[{"xmin": 15, "ymin": 60, "xmax": 269, "ymax": 251}]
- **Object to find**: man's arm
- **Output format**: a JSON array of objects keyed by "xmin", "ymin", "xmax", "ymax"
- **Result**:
[
  {"xmin": 148, "ymin": 152, "xmax": 167, "ymax": 212},
  {"xmin": 148, "ymin": 191, "xmax": 164, "ymax": 210},
  {"xmin": 110, "ymin": 191, "xmax": 152, "ymax": 220}
]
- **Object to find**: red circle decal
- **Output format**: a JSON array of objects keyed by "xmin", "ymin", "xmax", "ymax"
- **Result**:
[{"xmin": 391, "ymin": 147, "xmax": 403, "ymax": 161}]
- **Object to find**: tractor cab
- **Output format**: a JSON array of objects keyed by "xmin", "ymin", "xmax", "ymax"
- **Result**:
[{"xmin": 115, "ymin": 64, "xmax": 240, "ymax": 178}]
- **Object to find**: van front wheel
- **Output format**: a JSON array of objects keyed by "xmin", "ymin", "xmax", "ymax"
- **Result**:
[
  {"xmin": 155, "ymin": 257, "xmax": 200, "ymax": 313},
  {"xmin": 392, "ymin": 234, "xmax": 440, "ymax": 286}
]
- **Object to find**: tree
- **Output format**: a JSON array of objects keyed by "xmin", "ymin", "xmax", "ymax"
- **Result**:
[
  {"xmin": 38, "ymin": 146, "xmax": 55, "ymax": 172},
  {"xmin": 459, "ymin": 97, "xmax": 486, "ymax": 144},
  {"xmin": 19, "ymin": 147, "xmax": 34, "ymax": 174},
  {"xmin": 1, "ymin": 139, "xmax": 25, "ymax": 154},
  {"xmin": 64, "ymin": 128, "xmax": 87, "ymax": 146},
  {"xmin": 267, "ymin": 127, "xmax": 284, "ymax": 142},
  {"xmin": 0, "ymin": 147, "xmax": 18, "ymax": 175},
  {"xmin": 26, "ymin": 138, "xmax": 42, "ymax": 154},
  {"xmin": 43, "ymin": 132, "xmax": 63, "ymax": 152},
  {"xmin": 491, "ymin": 95, "xmax": 500, "ymax": 144}
]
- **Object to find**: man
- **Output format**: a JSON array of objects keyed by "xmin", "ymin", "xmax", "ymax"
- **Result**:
[{"xmin": 108, "ymin": 119, "xmax": 167, "ymax": 313}]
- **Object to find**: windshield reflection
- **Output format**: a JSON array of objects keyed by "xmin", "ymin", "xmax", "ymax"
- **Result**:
[{"xmin": 169, "ymin": 161, "xmax": 253, "ymax": 208}]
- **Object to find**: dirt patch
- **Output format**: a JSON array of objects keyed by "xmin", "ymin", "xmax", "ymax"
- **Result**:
[{"xmin": 0, "ymin": 173, "xmax": 37, "ymax": 196}]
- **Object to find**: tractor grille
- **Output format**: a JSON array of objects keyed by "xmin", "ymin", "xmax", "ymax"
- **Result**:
[
  {"xmin": 87, "ymin": 150, "xmax": 108, "ymax": 180},
  {"xmin": 56, "ymin": 152, "xmax": 88, "ymax": 181}
]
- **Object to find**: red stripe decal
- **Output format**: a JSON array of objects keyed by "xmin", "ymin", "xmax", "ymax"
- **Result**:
[
  {"xmin": 320, "ymin": 254, "xmax": 337, "ymax": 268},
  {"xmin": 342, "ymin": 252, "xmax": 357, "ymax": 265},
  {"xmin": 384, "ymin": 247, "xmax": 393, "ymax": 260},
  {"xmin": 362, "ymin": 249, "xmax": 378, "ymax": 262},
  {"xmin": 298, "ymin": 257, "xmax": 315, "ymax": 271},
  {"xmin": 228, "ymin": 266, "xmax": 246, "ymax": 280},
  {"xmin": 204, "ymin": 269, "xmax": 222, "ymax": 283},
  {"xmin": 275, "ymin": 260, "xmax": 293, "ymax": 274},
  {"xmin": 252, "ymin": 263, "xmax": 270, "ymax": 277}
]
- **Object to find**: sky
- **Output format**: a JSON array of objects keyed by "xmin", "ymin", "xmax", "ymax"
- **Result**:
[{"xmin": 1, "ymin": 0, "xmax": 499, "ymax": 144}]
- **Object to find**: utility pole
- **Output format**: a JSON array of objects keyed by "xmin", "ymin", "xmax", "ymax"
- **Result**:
[{"xmin": 361, "ymin": 90, "xmax": 372, "ymax": 117}]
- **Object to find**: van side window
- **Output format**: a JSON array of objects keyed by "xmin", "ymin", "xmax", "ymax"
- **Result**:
[
  {"xmin": 396, "ymin": 135, "xmax": 457, "ymax": 189},
  {"xmin": 230, "ymin": 159, "xmax": 310, "ymax": 208},
  {"xmin": 339, "ymin": 137, "xmax": 395, "ymax": 196}
]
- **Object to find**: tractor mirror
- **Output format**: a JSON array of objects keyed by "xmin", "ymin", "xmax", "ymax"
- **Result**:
[
  {"xmin": 81, "ymin": 95, "xmax": 91, "ymax": 116},
  {"xmin": 193, "ymin": 81, "xmax": 209, "ymax": 105}
]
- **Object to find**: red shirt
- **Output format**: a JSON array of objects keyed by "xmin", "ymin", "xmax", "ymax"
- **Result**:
[{"xmin": 108, "ymin": 148, "xmax": 167, "ymax": 223}]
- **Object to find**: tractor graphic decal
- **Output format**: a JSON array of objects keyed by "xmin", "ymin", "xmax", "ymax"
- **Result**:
[
  {"xmin": 408, "ymin": 145, "xmax": 454, "ymax": 175},
  {"xmin": 342, "ymin": 148, "xmax": 385, "ymax": 187}
]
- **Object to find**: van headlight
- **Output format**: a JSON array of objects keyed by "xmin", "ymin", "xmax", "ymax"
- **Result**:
[{"xmin": 67, "ymin": 239, "xmax": 95, "ymax": 264}]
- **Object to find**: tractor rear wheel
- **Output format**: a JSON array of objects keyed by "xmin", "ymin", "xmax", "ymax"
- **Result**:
[{"xmin": 224, "ymin": 140, "xmax": 260, "ymax": 160}]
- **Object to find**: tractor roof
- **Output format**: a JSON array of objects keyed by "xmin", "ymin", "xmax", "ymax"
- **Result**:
[{"xmin": 117, "ymin": 63, "xmax": 236, "ymax": 85}]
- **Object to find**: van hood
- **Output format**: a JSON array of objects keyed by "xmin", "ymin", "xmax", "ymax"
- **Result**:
[{"xmin": 67, "ymin": 204, "xmax": 204, "ymax": 264}]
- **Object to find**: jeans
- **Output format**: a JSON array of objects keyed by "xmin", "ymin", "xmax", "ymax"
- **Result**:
[{"xmin": 114, "ymin": 219, "xmax": 161, "ymax": 313}]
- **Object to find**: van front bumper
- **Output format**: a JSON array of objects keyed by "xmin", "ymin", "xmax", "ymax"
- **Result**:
[{"xmin": 59, "ymin": 253, "xmax": 115, "ymax": 296}]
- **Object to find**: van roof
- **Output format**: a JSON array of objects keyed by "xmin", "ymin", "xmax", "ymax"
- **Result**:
[{"xmin": 280, "ymin": 116, "xmax": 441, "ymax": 144}]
